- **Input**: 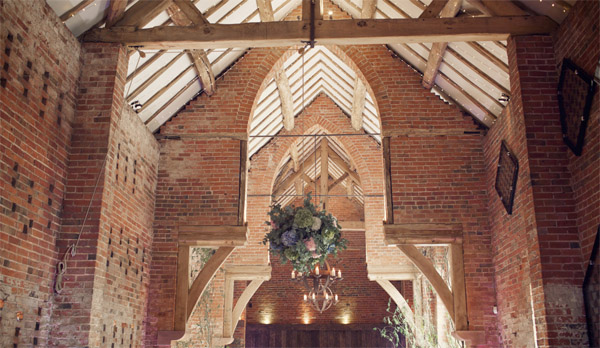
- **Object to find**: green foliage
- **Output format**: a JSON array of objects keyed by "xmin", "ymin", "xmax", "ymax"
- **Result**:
[
  {"xmin": 263, "ymin": 193, "xmax": 347, "ymax": 273},
  {"xmin": 375, "ymin": 299, "xmax": 415, "ymax": 348}
]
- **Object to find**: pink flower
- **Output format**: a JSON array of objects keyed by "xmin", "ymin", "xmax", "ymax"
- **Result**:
[
  {"xmin": 304, "ymin": 237, "xmax": 316, "ymax": 251},
  {"xmin": 311, "ymin": 251, "xmax": 321, "ymax": 258},
  {"xmin": 271, "ymin": 221, "xmax": 277, "ymax": 229}
]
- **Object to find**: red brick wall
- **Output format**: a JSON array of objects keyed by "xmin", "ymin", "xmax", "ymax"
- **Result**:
[
  {"xmin": 484, "ymin": 2, "xmax": 598, "ymax": 346},
  {"xmin": 49, "ymin": 41, "xmax": 160, "ymax": 347},
  {"xmin": 553, "ymin": 0, "xmax": 599, "ymax": 269},
  {"xmin": 0, "ymin": 0, "xmax": 81, "ymax": 346},
  {"xmin": 246, "ymin": 230, "xmax": 403, "ymax": 326}
]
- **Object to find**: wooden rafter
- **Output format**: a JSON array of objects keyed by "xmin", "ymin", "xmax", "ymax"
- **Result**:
[
  {"xmin": 127, "ymin": 52, "xmax": 185, "ymax": 102},
  {"xmin": 190, "ymin": 50, "xmax": 216, "ymax": 95},
  {"xmin": 60, "ymin": 0, "xmax": 96, "ymax": 22},
  {"xmin": 399, "ymin": 43, "xmax": 497, "ymax": 121},
  {"xmin": 105, "ymin": 0, "xmax": 128, "ymax": 28},
  {"xmin": 138, "ymin": 65, "xmax": 194, "ymax": 113},
  {"xmin": 174, "ymin": 0, "xmax": 210, "ymax": 25},
  {"xmin": 328, "ymin": 172, "xmax": 348, "ymax": 192},
  {"xmin": 113, "ymin": 0, "xmax": 172, "ymax": 28},
  {"xmin": 256, "ymin": 0, "xmax": 275, "ymax": 21},
  {"xmin": 275, "ymin": 70, "xmax": 294, "ymax": 131},
  {"xmin": 480, "ymin": 0, "xmax": 527, "ymax": 16},
  {"xmin": 422, "ymin": 0, "xmax": 462, "ymax": 89},
  {"xmin": 465, "ymin": 0, "xmax": 494, "ymax": 16},
  {"xmin": 467, "ymin": 41, "xmax": 509, "ymax": 74},
  {"xmin": 178, "ymin": 225, "xmax": 248, "ymax": 246},
  {"xmin": 84, "ymin": 16, "xmax": 558, "ymax": 50},
  {"xmin": 360, "ymin": 0, "xmax": 378, "ymax": 19},
  {"xmin": 351, "ymin": 77, "xmax": 366, "ymax": 131},
  {"xmin": 418, "ymin": 0, "xmax": 448, "ymax": 18},
  {"xmin": 328, "ymin": 146, "xmax": 360, "ymax": 184},
  {"xmin": 167, "ymin": 1, "xmax": 216, "ymax": 96},
  {"xmin": 273, "ymin": 144, "xmax": 321, "ymax": 197}
]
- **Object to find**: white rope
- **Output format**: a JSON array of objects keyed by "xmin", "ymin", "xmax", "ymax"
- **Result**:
[{"xmin": 55, "ymin": 50, "xmax": 142, "ymax": 294}]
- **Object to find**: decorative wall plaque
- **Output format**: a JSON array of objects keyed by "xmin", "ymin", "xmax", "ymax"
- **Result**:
[
  {"xmin": 495, "ymin": 141, "xmax": 519, "ymax": 215},
  {"xmin": 557, "ymin": 59, "xmax": 596, "ymax": 156}
]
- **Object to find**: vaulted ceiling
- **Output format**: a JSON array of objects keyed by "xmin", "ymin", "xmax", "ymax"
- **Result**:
[{"xmin": 47, "ymin": 0, "xmax": 574, "ymax": 154}]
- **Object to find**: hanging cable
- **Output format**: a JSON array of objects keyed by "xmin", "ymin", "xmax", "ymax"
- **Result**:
[{"xmin": 55, "ymin": 50, "xmax": 143, "ymax": 294}]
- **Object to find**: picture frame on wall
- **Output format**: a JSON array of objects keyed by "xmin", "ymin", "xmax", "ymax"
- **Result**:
[{"xmin": 557, "ymin": 58, "xmax": 596, "ymax": 156}]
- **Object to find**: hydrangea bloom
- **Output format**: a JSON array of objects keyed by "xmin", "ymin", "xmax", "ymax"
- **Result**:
[
  {"xmin": 304, "ymin": 237, "xmax": 317, "ymax": 251},
  {"xmin": 294, "ymin": 208, "xmax": 314, "ymax": 228},
  {"xmin": 281, "ymin": 230, "xmax": 298, "ymax": 247},
  {"xmin": 311, "ymin": 216, "xmax": 322, "ymax": 231}
]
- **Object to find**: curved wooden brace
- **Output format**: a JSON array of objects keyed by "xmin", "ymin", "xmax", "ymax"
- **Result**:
[
  {"xmin": 397, "ymin": 245, "xmax": 455, "ymax": 320},
  {"xmin": 230, "ymin": 279, "xmax": 264, "ymax": 336},
  {"xmin": 376, "ymin": 279, "xmax": 415, "ymax": 327},
  {"xmin": 187, "ymin": 246, "xmax": 235, "ymax": 319}
]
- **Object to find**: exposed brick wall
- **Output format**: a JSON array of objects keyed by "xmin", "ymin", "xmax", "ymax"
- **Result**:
[
  {"xmin": 49, "ymin": 42, "xmax": 160, "ymax": 347},
  {"xmin": 246, "ymin": 230, "xmax": 402, "ymax": 326},
  {"xmin": 0, "ymin": 0, "xmax": 81, "ymax": 346},
  {"xmin": 484, "ymin": 2, "xmax": 598, "ymax": 345},
  {"xmin": 553, "ymin": 0, "xmax": 599, "ymax": 269}
]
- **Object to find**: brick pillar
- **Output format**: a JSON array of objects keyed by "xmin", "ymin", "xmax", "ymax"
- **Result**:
[
  {"xmin": 50, "ymin": 42, "xmax": 128, "ymax": 347},
  {"xmin": 507, "ymin": 35, "xmax": 588, "ymax": 347}
]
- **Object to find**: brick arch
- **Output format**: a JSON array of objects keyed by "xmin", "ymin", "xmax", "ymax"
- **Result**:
[
  {"xmin": 240, "ymin": 94, "xmax": 404, "ymax": 267},
  {"xmin": 244, "ymin": 45, "xmax": 388, "ymax": 137}
]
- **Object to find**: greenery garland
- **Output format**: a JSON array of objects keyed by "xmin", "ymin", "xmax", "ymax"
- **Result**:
[{"xmin": 263, "ymin": 194, "xmax": 347, "ymax": 274}]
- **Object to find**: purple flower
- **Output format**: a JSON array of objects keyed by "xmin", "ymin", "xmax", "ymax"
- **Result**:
[{"xmin": 281, "ymin": 230, "xmax": 298, "ymax": 247}]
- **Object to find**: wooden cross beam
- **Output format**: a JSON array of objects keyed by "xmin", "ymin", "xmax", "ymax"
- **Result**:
[
  {"xmin": 384, "ymin": 223, "xmax": 463, "ymax": 245},
  {"xmin": 360, "ymin": 0, "xmax": 378, "ymax": 19},
  {"xmin": 84, "ymin": 16, "xmax": 557, "ymax": 50},
  {"xmin": 422, "ymin": 0, "xmax": 462, "ymax": 89},
  {"xmin": 168, "ymin": 1, "xmax": 216, "ymax": 95},
  {"xmin": 351, "ymin": 77, "xmax": 366, "ymax": 131}
]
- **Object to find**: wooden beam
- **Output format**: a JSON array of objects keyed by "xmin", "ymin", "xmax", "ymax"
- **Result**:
[
  {"xmin": 367, "ymin": 264, "xmax": 419, "ymax": 280},
  {"xmin": 223, "ymin": 265, "xmax": 272, "ymax": 280},
  {"xmin": 418, "ymin": 0, "xmax": 448, "ymax": 18},
  {"xmin": 422, "ymin": 0, "xmax": 462, "ymax": 89},
  {"xmin": 397, "ymin": 245, "xmax": 454, "ymax": 320},
  {"xmin": 187, "ymin": 246, "xmax": 234, "ymax": 319},
  {"xmin": 360, "ymin": 0, "xmax": 378, "ymax": 19},
  {"xmin": 338, "ymin": 220, "xmax": 365, "ymax": 231},
  {"xmin": 106, "ymin": 0, "xmax": 128, "ymax": 28},
  {"xmin": 60, "ymin": 0, "xmax": 96, "ymax": 22},
  {"xmin": 351, "ymin": 77, "xmax": 366, "ymax": 131},
  {"xmin": 320, "ymin": 139, "xmax": 329, "ymax": 207},
  {"xmin": 382, "ymin": 137, "xmax": 393, "ymax": 224},
  {"xmin": 190, "ymin": 49, "xmax": 216, "ymax": 95},
  {"xmin": 273, "ymin": 145, "xmax": 321, "ymax": 197},
  {"xmin": 114, "ymin": 0, "xmax": 173, "ymax": 28},
  {"xmin": 84, "ymin": 16, "xmax": 558, "ymax": 50},
  {"xmin": 174, "ymin": 246, "xmax": 189, "ymax": 331},
  {"xmin": 178, "ymin": 225, "xmax": 247, "ymax": 246},
  {"xmin": 328, "ymin": 148, "xmax": 360, "ymax": 184},
  {"xmin": 174, "ymin": 0, "xmax": 209, "ymax": 25},
  {"xmin": 327, "ymin": 172, "xmax": 348, "ymax": 192},
  {"xmin": 384, "ymin": 223, "xmax": 463, "ymax": 245},
  {"xmin": 256, "ymin": 0, "xmax": 274, "ymax": 21},
  {"xmin": 230, "ymin": 279, "xmax": 264, "ymax": 335},
  {"xmin": 302, "ymin": 0, "xmax": 311, "ymax": 20},
  {"xmin": 467, "ymin": 41, "xmax": 509, "ymax": 74},
  {"xmin": 382, "ymin": 128, "xmax": 482, "ymax": 137},
  {"xmin": 450, "ymin": 243, "xmax": 468, "ymax": 330},
  {"xmin": 275, "ymin": 70, "xmax": 294, "ymax": 131},
  {"xmin": 295, "ymin": 179, "xmax": 303, "ymax": 195},
  {"xmin": 167, "ymin": 2, "xmax": 215, "ymax": 96},
  {"xmin": 238, "ymin": 140, "xmax": 247, "ymax": 226},
  {"xmin": 465, "ymin": 0, "xmax": 494, "ymax": 16},
  {"xmin": 376, "ymin": 279, "xmax": 416, "ymax": 327},
  {"xmin": 290, "ymin": 143, "xmax": 300, "ymax": 172}
]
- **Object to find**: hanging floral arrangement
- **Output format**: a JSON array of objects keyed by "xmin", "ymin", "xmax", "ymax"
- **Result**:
[{"xmin": 263, "ymin": 194, "xmax": 347, "ymax": 274}]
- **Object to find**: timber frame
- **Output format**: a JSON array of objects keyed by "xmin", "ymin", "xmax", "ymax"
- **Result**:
[
  {"xmin": 381, "ymin": 136, "xmax": 485, "ymax": 347},
  {"xmin": 158, "ymin": 140, "xmax": 250, "ymax": 344}
]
